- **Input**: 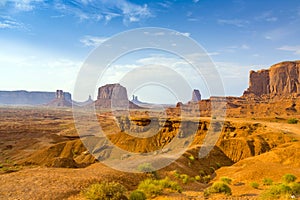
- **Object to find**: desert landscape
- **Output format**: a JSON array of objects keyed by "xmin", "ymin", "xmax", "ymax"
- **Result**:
[{"xmin": 0, "ymin": 61, "xmax": 300, "ymax": 199}]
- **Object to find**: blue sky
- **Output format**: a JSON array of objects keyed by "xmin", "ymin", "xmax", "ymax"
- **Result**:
[{"xmin": 0, "ymin": 0, "xmax": 300, "ymax": 103}]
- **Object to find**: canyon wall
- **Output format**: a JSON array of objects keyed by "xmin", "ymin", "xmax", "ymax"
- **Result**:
[{"xmin": 244, "ymin": 61, "xmax": 300, "ymax": 97}]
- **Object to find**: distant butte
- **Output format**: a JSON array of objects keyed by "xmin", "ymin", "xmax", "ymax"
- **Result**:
[
  {"xmin": 244, "ymin": 60, "xmax": 300, "ymax": 98},
  {"xmin": 94, "ymin": 83, "xmax": 140, "ymax": 109}
]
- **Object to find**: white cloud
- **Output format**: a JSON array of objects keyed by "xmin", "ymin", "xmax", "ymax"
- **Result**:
[
  {"xmin": 1, "ymin": 0, "xmax": 152, "ymax": 24},
  {"xmin": 80, "ymin": 35, "xmax": 109, "ymax": 47},
  {"xmin": 1, "ymin": 0, "xmax": 44, "ymax": 11},
  {"xmin": 54, "ymin": 0, "xmax": 151, "ymax": 24},
  {"xmin": 0, "ymin": 16, "xmax": 25, "ymax": 29},
  {"xmin": 180, "ymin": 32, "xmax": 191, "ymax": 37},
  {"xmin": 277, "ymin": 45, "xmax": 300, "ymax": 55},
  {"xmin": 171, "ymin": 31, "xmax": 191, "ymax": 37},
  {"xmin": 241, "ymin": 44, "xmax": 250, "ymax": 50},
  {"xmin": 219, "ymin": 45, "xmax": 250, "ymax": 53},
  {"xmin": 255, "ymin": 11, "xmax": 278, "ymax": 22},
  {"xmin": 218, "ymin": 19, "xmax": 249, "ymax": 27}
]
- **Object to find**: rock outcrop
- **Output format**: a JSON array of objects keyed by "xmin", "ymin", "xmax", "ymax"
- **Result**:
[
  {"xmin": 46, "ymin": 90, "xmax": 72, "ymax": 107},
  {"xmin": 95, "ymin": 83, "xmax": 140, "ymax": 109},
  {"xmin": 0, "ymin": 90, "xmax": 72, "ymax": 106},
  {"xmin": 191, "ymin": 89, "xmax": 201, "ymax": 102},
  {"xmin": 244, "ymin": 61, "xmax": 300, "ymax": 97}
]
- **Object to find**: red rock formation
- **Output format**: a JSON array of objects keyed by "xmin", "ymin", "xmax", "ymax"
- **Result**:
[
  {"xmin": 97, "ymin": 83, "xmax": 128, "ymax": 101},
  {"xmin": 244, "ymin": 61, "xmax": 300, "ymax": 97},
  {"xmin": 46, "ymin": 90, "xmax": 72, "ymax": 107},
  {"xmin": 95, "ymin": 83, "xmax": 140, "ymax": 109},
  {"xmin": 269, "ymin": 61, "xmax": 300, "ymax": 96}
]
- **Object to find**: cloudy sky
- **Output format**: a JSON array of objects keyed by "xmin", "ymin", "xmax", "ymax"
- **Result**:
[{"xmin": 1, "ymin": 0, "xmax": 300, "ymax": 103}]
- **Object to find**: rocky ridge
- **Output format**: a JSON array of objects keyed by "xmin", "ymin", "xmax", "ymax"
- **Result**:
[{"xmin": 244, "ymin": 60, "xmax": 300, "ymax": 97}]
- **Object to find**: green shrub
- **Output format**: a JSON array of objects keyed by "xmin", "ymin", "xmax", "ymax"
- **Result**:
[
  {"xmin": 287, "ymin": 118, "xmax": 298, "ymax": 124},
  {"xmin": 138, "ymin": 163, "xmax": 155, "ymax": 173},
  {"xmin": 220, "ymin": 177, "xmax": 232, "ymax": 185},
  {"xmin": 215, "ymin": 162, "xmax": 222, "ymax": 169},
  {"xmin": 282, "ymin": 174, "xmax": 297, "ymax": 183},
  {"xmin": 137, "ymin": 177, "xmax": 182, "ymax": 198},
  {"xmin": 158, "ymin": 177, "xmax": 182, "ymax": 192},
  {"xmin": 129, "ymin": 190, "xmax": 146, "ymax": 200},
  {"xmin": 179, "ymin": 174, "xmax": 189, "ymax": 184},
  {"xmin": 138, "ymin": 179, "xmax": 163, "ymax": 198},
  {"xmin": 204, "ymin": 181, "xmax": 232, "ymax": 197},
  {"xmin": 262, "ymin": 178, "xmax": 273, "ymax": 186},
  {"xmin": 173, "ymin": 170, "xmax": 180, "ymax": 178},
  {"xmin": 290, "ymin": 182, "xmax": 300, "ymax": 195},
  {"xmin": 209, "ymin": 166, "xmax": 215, "ymax": 173},
  {"xmin": 291, "ymin": 138, "xmax": 298, "ymax": 142},
  {"xmin": 83, "ymin": 182, "xmax": 126, "ymax": 200},
  {"xmin": 260, "ymin": 183, "xmax": 292, "ymax": 199},
  {"xmin": 137, "ymin": 163, "xmax": 158, "ymax": 178},
  {"xmin": 199, "ymin": 170, "xmax": 206, "ymax": 176},
  {"xmin": 203, "ymin": 175, "xmax": 211, "ymax": 184},
  {"xmin": 250, "ymin": 182, "xmax": 259, "ymax": 189},
  {"xmin": 188, "ymin": 155, "xmax": 195, "ymax": 162},
  {"xmin": 195, "ymin": 175, "xmax": 201, "ymax": 181}
]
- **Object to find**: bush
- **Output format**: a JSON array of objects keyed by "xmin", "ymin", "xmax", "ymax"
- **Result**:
[
  {"xmin": 137, "ymin": 163, "xmax": 155, "ymax": 173},
  {"xmin": 290, "ymin": 182, "xmax": 300, "ymax": 195},
  {"xmin": 158, "ymin": 177, "xmax": 182, "ymax": 193},
  {"xmin": 83, "ymin": 182, "xmax": 127, "ymax": 200},
  {"xmin": 179, "ymin": 174, "xmax": 189, "ymax": 184},
  {"xmin": 282, "ymin": 174, "xmax": 297, "ymax": 183},
  {"xmin": 220, "ymin": 177, "xmax": 232, "ymax": 185},
  {"xmin": 250, "ymin": 182, "xmax": 259, "ymax": 189},
  {"xmin": 199, "ymin": 170, "xmax": 206, "ymax": 176},
  {"xmin": 215, "ymin": 162, "xmax": 222, "ymax": 169},
  {"xmin": 195, "ymin": 175, "xmax": 201, "ymax": 181},
  {"xmin": 173, "ymin": 170, "xmax": 180, "ymax": 178},
  {"xmin": 137, "ymin": 179, "xmax": 163, "ymax": 198},
  {"xmin": 137, "ymin": 163, "xmax": 158, "ymax": 178},
  {"xmin": 262, "ymin": 178, "xmax": 273, "ymax": 186},
  {"xmin": 129, "ymin": 190, "xmax": 146, "ymax": 200},
  {"xmin": 260, "ymin": 183, "xmax": 292, "ymax": 199},
  {"xmin": 203, "ymin": 175, "xmax": 211, "ymax": 184},
  {"xmin": 137, "ymin": 177, "xmax": 182, "ymax": 198},
  {"xmin": 204, "ymin": 181, "xmax": 232, "ymax": 197},
  {"xmin": 188, "ymin": 155, "xmax": 195, "ymax": 162},
  {"xmin": 287, "ymin": 118, "xmax": 298, "ymax": 124}
]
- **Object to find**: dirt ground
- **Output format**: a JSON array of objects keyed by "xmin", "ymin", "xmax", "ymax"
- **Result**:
[{"xmin": 0, "ymin": 106, "xmax": 300, "ymax": 199}]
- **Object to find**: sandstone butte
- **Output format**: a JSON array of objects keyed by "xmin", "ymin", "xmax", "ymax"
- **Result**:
[{"xmin": 244, "ymin": 60, "xmax": 300, "ymax": 98}]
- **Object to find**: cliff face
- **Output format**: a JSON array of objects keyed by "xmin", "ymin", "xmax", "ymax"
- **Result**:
[
  {"xmin": 191, "ymin": 89, "xmax": 201, "ymax": 102},
  {"xmin": 244, "ymin": 61, "xmax": 300, "ymax": 97},
  {"xmin": 269, "ymin": 62, "xmax": 300, "ymax": 96},
  {"xmin": 0, "ymin": 90, "xmax": 72, "ymax": 105},
  {"xmin": 46, "ymin": 90, "xmax": 72, "ymax": 107},
  {"xmin": 95, "ymin": 83, "xmax": 140, "ymax": 109},
  {"xmin": 97, "ymin": 83, "xmax": 128, "ymax": 101}
]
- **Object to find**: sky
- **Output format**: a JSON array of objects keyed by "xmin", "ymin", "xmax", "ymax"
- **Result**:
[{"xmin": 0, "ymin": 0, "xmax": 300, "ymax": 103}]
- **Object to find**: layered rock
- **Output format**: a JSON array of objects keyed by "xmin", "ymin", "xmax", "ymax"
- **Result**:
[
  {"xmin": 0, "ymin": 90, "xmax": 72, "ymax": 105},
  {"xmin": 269, "ymin": 61, "xmax": 300, "ymax": 96},
  {"xmin": 191, "ymin": 89, "xmax": 201, "ymax": 102},
  {"xmin": 46, "ymin": 90, "xmax": 72, "ymax": 107},
  {"xmin": 97, "ymin": 83, "xmax": 128, "ymax": 101},
  {"xmin": 95, "ymin": 83, "xmax": 140, "ymax": 109},
  {"xmin": 244, "ymin": 61, "xmax": 300, "ymax": 97}
]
